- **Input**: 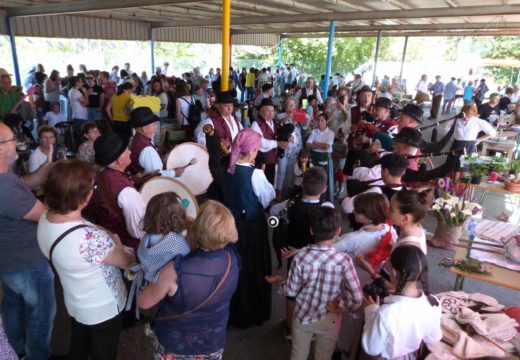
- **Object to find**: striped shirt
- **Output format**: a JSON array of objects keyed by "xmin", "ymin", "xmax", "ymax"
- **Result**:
[{"xmin": 286, "ymin": 243, "xmax": 363, "ymax": 325}]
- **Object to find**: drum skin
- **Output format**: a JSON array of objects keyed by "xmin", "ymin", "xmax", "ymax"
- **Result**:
[
  {"xmin": 166, "ymin": 142, "xmax": 213, "ymax": 195},
  {"xmin": 140, "ymin": 177, "xmax": 199, "ymax": 219}
]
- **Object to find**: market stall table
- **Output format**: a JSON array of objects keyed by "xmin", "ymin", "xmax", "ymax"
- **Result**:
[{"xmin": 481, "ymin": 139, "xmax": 516, "ymax": 161}]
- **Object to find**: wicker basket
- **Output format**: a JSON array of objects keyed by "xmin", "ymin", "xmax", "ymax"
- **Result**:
[{"xmin": 505, "ymin": 179, "xmax": 520, "ymax": 192}]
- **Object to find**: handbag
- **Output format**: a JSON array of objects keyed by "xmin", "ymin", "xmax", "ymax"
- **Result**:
[{"xmin": 154, "ymin": 251, "xmax": 232, "ymax": 322}]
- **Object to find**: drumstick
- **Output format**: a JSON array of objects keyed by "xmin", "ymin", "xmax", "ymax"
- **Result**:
[{"xmin": 178, "ymin": 157, "xmax": 198, "ymax": 171}]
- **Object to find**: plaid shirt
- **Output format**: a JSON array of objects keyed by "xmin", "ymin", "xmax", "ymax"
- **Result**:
[{"xmin": 286, "ymin": 243, "xmax": 363, "ymax": 325}]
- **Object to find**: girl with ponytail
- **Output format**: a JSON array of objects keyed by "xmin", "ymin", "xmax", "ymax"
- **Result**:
[{"xmin": 362, "ymin": 245, "xmax": 442, "ymax": 359}]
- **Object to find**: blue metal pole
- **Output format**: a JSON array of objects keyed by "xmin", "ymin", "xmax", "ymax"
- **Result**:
[
  {"xmin": 323, "ymin": 21, "xmax": 335, "ymax": 100},
  {"xmin": 372, "ymin": 30, "xmax": 382, "ymax": 87},
  {"xmin": 278, "ymin": 36, "xmax": 283, "ymax": 67},
  {"xmin": 150, "ymin": 27, "xmax": 155, "ymax": 76},
  {"xmin": 6, "ymin": 17, "xmax": 21, "ymax": 86}
]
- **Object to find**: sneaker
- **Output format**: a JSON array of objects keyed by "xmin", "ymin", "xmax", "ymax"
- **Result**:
[{"xmin": 283, "ymin": 326, "xmax": 292, "ymax": 341}]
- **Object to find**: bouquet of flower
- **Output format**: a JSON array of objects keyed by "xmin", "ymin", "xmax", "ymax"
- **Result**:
[{"xmin": 431, "ymin": 192, "xmax": 482, "ymax": 227}]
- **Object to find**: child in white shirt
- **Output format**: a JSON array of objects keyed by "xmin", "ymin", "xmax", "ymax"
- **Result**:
[
  {"xmin": 362, "ymin": 245, "xmax": 442, "ymax": 359},
  {"xmin": 43, "ymin": 102, "xmax": 65, "ymax": 127}
]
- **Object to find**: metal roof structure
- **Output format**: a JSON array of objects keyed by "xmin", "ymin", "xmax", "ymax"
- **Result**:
[{"xmin": 0, "ymin": 0, "xmax": 519, "ymax": 45}]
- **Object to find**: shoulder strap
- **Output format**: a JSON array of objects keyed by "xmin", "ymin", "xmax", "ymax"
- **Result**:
[
  {"xmin": 49, "ymin": 224, "xmax": 90, "ymax": 266},
  {"xmin": 154, "ymin": 251, "xmax": 232, "ymax": 322}
]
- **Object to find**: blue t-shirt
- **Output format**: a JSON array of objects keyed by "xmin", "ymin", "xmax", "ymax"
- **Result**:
[
  {"xmin": 463, "ymin": 86, "xmax": 474, "ymax": 102},
  {"xmin": 0, "ymin": 172, "xmax": 46, "ymax": 273}
]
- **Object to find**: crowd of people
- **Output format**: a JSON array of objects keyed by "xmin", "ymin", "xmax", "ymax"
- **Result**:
[{"xmin": 0, "ymin": 59, "xmax": 519, "ymax": 360}]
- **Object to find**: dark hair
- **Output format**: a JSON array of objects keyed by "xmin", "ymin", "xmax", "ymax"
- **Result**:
[
  {"xmin": 37, "ymin": 125, "xmax": 57, "ymax": 139},
  {"xmin": 120, "ymin": 69, "xmax": 129, "ymax": 78},
  {"xmin": 150, "ymin": 78, "xmax": 164, "ymax": 95},
  {"xmin": 100, "ymin": 71, "xmax": 110, "ymax": 79},
  {"xmin": 71, "ymin": 76, "xmax": 82, "ymax": 87},
  {"xmin": 390, "ymin": 245, "xmax": 438, "ymax": 306},
  {"xmin": 117, "ymin": 82, "xmax": 133, "ymax": 95},
  {"xmin": 310, "ymin": 206, "xmax": 341, "ymax": 241},
  {"xmin": 49, "ymin": 70, "xmax": 59, "ymax": 81},
  {"xmin": 81, "ymin": 122, "xmax": 98, "ymax": 136},
  {"xmin": 392, "ymin": 188, "xmax": 433, "ymax": 223},
  {"xmin": 380, "ymin": 154, "xmax": 408, "ymax": 177},
  {"xmin": 302, "ymin": 166, "xmax": 327, "ymax": 196},
  {"xmin": 353, "ymin": 193, "xmax": 389, "ymax": 225},
  {"xmin": 141, "ymin": 192, "xmax": 187, "ymax": 234},
  {"xmin": 44, "ymin": 159, "xmax": 96, "ymax": 214},
  {"xmin": 318, "ymin": 112, "xmax": 328, "ymax": 121},
  {"xmin": 506, "ymin": 87, "xmax": 514, "ymax": 95},
  {"xmin": 3, "ymin": 113, "xmax": 24, "ymax": 129},
  {"xmin": 175, "ymin": 81, "xmax": 190, "ymax": 97}
]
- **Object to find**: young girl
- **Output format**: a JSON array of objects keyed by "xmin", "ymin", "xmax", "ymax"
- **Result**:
[
  {"xmin": 43, "ymin": 102, "xmax": 65, "ymax": 127},
  {"xmin": 126, "ymin": 192, "xmax": 191, "ymax": 314},
  {"xmin": 332, "ymin": 129, "xmax": 348, "ymax": 197},
  {"xmin": 335, "ymin": 193, "xmax": 397, "ymax": 277},
  {"xmin": 307, "ymin": 112, "xmax": 335, "ymax": 201},
  {"xmin": 362, "ymin": 245, "xmax": 442, "ymax": 359},
  {"xmin": 292, "ymin": 148, "xmax": 312, "ymax": 195}
]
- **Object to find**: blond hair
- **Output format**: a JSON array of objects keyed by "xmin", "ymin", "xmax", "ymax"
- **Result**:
[
  {"xmin": 461, "ymin": 103, "xmax": 478, "ymax": 117},
  {"xmin": 192, "ymin": 200, "xmax": 238, "ymax": 251}
]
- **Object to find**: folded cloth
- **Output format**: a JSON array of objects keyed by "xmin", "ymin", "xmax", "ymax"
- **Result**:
[
  {"xmin": 455, "ymin": 308, "xmax": 519, "ymax": 342},
  {"xmin": 437, "ymin": 291, "xmax": 504, "ymax": 315}
]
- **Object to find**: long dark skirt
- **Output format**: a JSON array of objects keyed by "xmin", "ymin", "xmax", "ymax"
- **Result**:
[{"xmin": 229, "ymin": 215, "xmax": 272, "ymax": 329}]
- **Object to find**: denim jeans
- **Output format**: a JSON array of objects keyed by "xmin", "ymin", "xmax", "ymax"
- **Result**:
[
  {"xmin": 87, "ymin": 108, "xmax": 102, "ymax": 122},
  {"xmin": 0, "ymin": 261, "xmax": 56, "ymax": 360}
]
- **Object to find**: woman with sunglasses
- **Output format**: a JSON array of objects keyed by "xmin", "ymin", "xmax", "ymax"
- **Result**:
[{"xmin": 85, "ymin": 72, "xmax": 103, "ymax": 122}]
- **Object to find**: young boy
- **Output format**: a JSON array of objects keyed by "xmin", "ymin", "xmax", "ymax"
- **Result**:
[
  {"xmin": 306, "ymin": 94, "xmax": 319, "ymax": 121},
  {"xmin": 287, "ymin": 207, "xmax": 363, "ymax": 360}
]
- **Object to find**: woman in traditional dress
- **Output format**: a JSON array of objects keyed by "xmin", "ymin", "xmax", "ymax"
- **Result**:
[{"xmin": 222, "ymin": 128, "xmax": 275, "ymax": 328}]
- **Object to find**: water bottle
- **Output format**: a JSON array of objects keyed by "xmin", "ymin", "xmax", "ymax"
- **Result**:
[{"xmin": 467, "ymin": 217, "xmax": 477, "ymax": 241}]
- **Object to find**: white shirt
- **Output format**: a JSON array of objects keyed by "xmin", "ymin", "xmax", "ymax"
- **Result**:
[
  {"xmin": 28, "ymin": 147, "xmax": 48, "ymax": 173},
  {"xmin": 69, "ymin": 88, "xmax": 88, "ymax": 120},
  {"xmin": 43, "ymin": 111, "xmax": 65, "ymax": 127},
  {"xmin": 37, "ymin": 214, "xmax": 127, "ymax": 325},
  {"xmin": 341, "ymin": 186, "xmax": 403, "ymax": 214},
  {"xmin": 363, "ymin": 292, "xmax": 442, "ymax": 359},
  {"xmin": 177, "ymin": 96, "xmax": 192, "ymax": 126},
  {"xmin": 138, "ymin": 146, "xmax": 176, "ymax": 178},
  {"xmin": 453, "ymin": 116, "xmax": 497, "ymax": 141},
  {"xmin": 307, "ymin": 127, "xmax": 334, "ymax": 153},
  {"xmin": 157, "ymin": 92, "xmax": 169, "ymax": 119},
  {"xmin": 393, "ymin": 230, "xmax": 427, "ymax": 254},
  {"xmin": 236, "ymin": 163, "xmax": 275, "ymax": 208},
  {"xmin": 251, "ymin": 120, "xmax": 277, "ymax": 153},
  {"xmin": 117, "ymin": 187, "xmax": 146, "ymax": 240},
  {"xmin": 352, "ymin": 164, "xmax": 384, "ymax": 185},
  {"xmin": 196, "ymin": 115, "xmax": 243, "ymax": 147},
  {"xmin": 416, "ymin": 80, "xmax": 428, "ymax": 94},
  {"xmin": 335, "ymin": 224, "xmax": 397, "ymax": 256},
  {"xmin": 294, "ymin": 87, "xmax": 323, "ymax": 105}
]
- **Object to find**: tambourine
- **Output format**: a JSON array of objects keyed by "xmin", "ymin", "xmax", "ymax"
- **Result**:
[
  {"xmin": 140, "ymin": 177, "xmax": 198, "ymax": 219},
  {"xmin": 166, "ymin": 142, "xmax": 213, "ymax": 195}
]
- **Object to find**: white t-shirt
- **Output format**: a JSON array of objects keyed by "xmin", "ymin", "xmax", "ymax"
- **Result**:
[
  {"xmin": 307, "ymin": 127, "xmax": 334, "ymax": 153},
  {"xmin": 335, "ymin": 224, "xmax": 397, "ymax": 256},
  {"xmin": 37, "ymin": 214, "xmax": 127, "ymax": 325},
  {"xmin": 43, "ymin": 111, "xmax": 65, "ymax": 127},
  {"xmin": 393, "ymin": 229, "xmax": 427, "ymax": 254},
  {"xmin": 69, "ymin": 88, "xmax": 88, "ymax": 120},
  {"xmin": 453, "ymin": 116, "xmax": 497, "ymax": 141},
  {"xmin": 28, "ymin": 147, "xmax": 48, "ymax": 173},
  {"xmin": 363, "ymin": 292, "xmax": 442, "ymax": 359}
]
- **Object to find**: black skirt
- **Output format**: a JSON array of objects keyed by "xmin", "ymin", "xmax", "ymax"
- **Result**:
[{"xmin": 228, "ymin": 214, "xmax": 272, "ymax": 329}]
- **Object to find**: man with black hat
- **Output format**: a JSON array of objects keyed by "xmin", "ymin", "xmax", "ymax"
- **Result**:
[
  {"xmin": 351, "ymin": 85, "xmax": 374, "ymax": 125},
  {"xmin": 84, "ymin": 132, "xmax": 145, "ymax": 250},
  {"xmin": 251, "ymin": 98, "xmax": 292, "ymax": 185},
  {"xmin": 374, "ymin": 97, "xmax": 398, "ymax": 135},
  {"xmin": 127, "ymin": 106, "xmax": 184, "ymax": 178},
  {"xmin": 294, "ymin": 77, "xmax": 323, "ymax": 108},
  {"xmin": 197, "ymin": 90, "xmax": 243, "ymax": 149}
]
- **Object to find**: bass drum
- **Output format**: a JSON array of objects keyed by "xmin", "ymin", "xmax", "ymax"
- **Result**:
[
  {"xmin": 140, "ymin": 177, "xmax": 199, "ymax": 219},
  {"xmin": 166, "ymin": 142, "xmax": 213, "ymax": 195}
]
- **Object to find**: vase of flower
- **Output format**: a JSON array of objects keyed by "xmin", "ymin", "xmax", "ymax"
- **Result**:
[{"xmin": 430, "ymin": 219, "xmax": 463, "ymax": 250}]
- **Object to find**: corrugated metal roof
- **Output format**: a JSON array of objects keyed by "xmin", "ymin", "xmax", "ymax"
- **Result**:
[{"xmin": 154, "ymin": 26, "xmax": 278, "ymax": 46}]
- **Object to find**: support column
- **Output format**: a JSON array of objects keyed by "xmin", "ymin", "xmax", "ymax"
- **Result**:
[
  {"xmin": 221, "ymin": 0, "xmax": 231, "ymax": 92},
  {"xmin": 6, "ymin": 17, "xmax": 21, "ymax": 86},
  {"xmin": 278, "ymin": 36, "xmax": 283, "ymax": 67},
  {"xmin": 399, "ymin": 36, "xmax": 409, "ymax": 81},
  {"xmin": 372, "ymin": 30, "xmax": 382, "ymax": 87},
  {"xmin": 229, "ymin": 34, "xmax": 233, "ymax": 69},
  {"xmin": 323, "ymin": 21, "xmax": 335, "ymax": 99},
  {"xmin": 150, "ymin": 27, "xmax": 155, "ymax": 76}
]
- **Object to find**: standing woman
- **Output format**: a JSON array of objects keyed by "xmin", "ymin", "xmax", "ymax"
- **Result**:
[
  {"xmin": 37, "ymin": 160, "xmax": 134, "ymax": 359},
  {"xmin": 138, "ymin": 200, "xmax": 240, "ymax": 360},
  {"xmin": 149, "ymin": 78, "xmax": 169, "ymax": 121},
  {"xmin": 176, "ymin": 80, "xmax": 195, "ymax": 139},
  {"xmin": 275, "ymin": 97, "xmax": 303, "ymax": 200},
  {"xmin": 44, "ymin": 70, "xmax": 60, "ymax": 111},
  {"xmin": 106, "ymin": 82, "xmax": 134, "ymax": 142},
  {"xmin": 326, "ymin": 87, "xmax": 352, "ymax": 135},
  {"xmin": 222, "ymin": 129, "xmax": 275, "ymax": 328}
]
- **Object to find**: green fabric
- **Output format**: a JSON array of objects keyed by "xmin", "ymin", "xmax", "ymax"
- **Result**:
[
  {"xmin": 0, "ymin": 91, "xmax": 20, "ymax": 119},
  {"xmin": 373, "ymin": 132, "xmax": 394, "ymax": 151}
]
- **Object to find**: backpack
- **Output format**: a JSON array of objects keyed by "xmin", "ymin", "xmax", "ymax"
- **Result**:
[{"xmin": 180, "ymin": 96, "xmax": 203, "ymax": 127}]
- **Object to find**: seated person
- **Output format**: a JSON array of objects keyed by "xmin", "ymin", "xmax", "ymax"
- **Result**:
[
  {"xmin": 28, "ymin": 125, "xmax": 63, "ymax": 173},
  {"xmin": 76, "ymin": 122, "xmax": 100, "ymax": 164}
]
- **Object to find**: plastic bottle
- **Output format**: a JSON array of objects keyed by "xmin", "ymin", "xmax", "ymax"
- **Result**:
[{"xmin": 467, "ymin": 217, "xmax": 477, "ymax": 241}]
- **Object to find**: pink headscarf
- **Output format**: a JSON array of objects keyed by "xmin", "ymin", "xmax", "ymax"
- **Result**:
[{"xmin": 227, "ymin": 128, "xmax": 261, "ymax": 174}]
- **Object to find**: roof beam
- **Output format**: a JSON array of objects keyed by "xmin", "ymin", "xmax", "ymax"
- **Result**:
[
  {"xmin": 231, "ymin": 22, "xmax": 520, "ymax": 35},
  {"xmin": 6, "ymin": 0, "xmax": 213, "ymax": 17},
  {"xmin": 280, "ymin": 29, "xmax": 520, "ymax": 38},
  {"xmin": 152, "ymin": 4, "xmax": 520, "ymax": 28}
]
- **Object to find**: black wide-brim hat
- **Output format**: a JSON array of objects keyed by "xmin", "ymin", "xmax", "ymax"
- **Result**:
[
  {"xmin": 216, "ymin": 91, "xmax": 235, "ymax": 104},
  {"xmin": 399, "ymin": 103, "xmax": 424, "ymax": 124},
  {"xmin": 393, "ymin": 127, "xmax": 422, "ymax": 149},
  {"xmin": 375, "ymin": 97, "xmax": 393, "ymax": 109},
  {"xmin": 129, "ymin": 107, "xmax": 158, "ymax": 128},
  {"xmin": 94, "ymin": 132, "xmax": 128, "ymax": 167},
  {"xmin": 257, "ymin": 97, "xmax": 275, "ymax": 110}
]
